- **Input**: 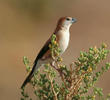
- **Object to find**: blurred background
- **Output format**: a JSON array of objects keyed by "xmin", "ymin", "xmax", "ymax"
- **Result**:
[{"xmin": 0, "ymin": 0, "xmax": 110, "ymax": 99}]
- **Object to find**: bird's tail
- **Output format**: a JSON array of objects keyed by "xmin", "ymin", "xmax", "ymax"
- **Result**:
[
  {"xmin": 21, "ymin": 62, "xmax": 38, "ymax": 89},
  {"xmin": 21, "ymin": 71, "xmax": 33, "ymax": 89}
]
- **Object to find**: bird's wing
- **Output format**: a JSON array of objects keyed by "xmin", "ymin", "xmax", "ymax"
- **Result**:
[
  {"xmin": 34, "ymin": 32, "xmax": 59, "ymax": 62},
  {"xmin": 21, "ymin": 38, "xmax": 51, "ymax": 89},
  {"xmin": 34, "ymin": 38, "xmax": 51, "ymax": 62},
  {"xmin": 21, "ymin": 32, "xmax": 60, "ymax": 89}
]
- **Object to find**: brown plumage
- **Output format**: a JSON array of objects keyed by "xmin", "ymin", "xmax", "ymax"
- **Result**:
[{"xmin": 54, "ymin": 17, "xmax": 67, "ymax": 33}]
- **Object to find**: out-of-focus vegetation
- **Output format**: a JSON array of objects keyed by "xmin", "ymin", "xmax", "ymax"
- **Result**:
[
  {"xmin": 2, "ymin": 0, "xmax": 71, "ymax": 19},
  {"xmin": 21, "ymin": 35, "xmax": 110, "ymax": 100}
]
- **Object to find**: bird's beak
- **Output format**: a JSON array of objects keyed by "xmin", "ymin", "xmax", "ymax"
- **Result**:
[{"xmin": 72, "ymin": 18, "xmax": 77, "ymax": 23}]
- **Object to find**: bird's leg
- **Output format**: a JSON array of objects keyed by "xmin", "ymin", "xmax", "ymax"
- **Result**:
[
  {"xmin": 52, "ymin": 61, "xmax": 55, "ymax": 66},
  {"xmin": 51, "ymin": 61, "xmax": 58, "ymax": 70},
  {"xmin": 51, "ymin": 61, "xmax": 67, "ymax": 78}
]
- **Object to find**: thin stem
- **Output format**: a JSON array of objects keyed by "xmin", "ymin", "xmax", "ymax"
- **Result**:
[
  {"xmin": 51, "ymin": 61, "xmax": 68, "ymax": 89},
  {"xmin": 48, "ymin": 74, "xmax": 58, "ymax": 100}
]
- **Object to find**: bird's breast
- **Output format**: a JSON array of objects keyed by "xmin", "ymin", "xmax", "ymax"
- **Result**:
[{"xmin": 56, "ymin": 30, "xmax": 70, "ymax": 54}]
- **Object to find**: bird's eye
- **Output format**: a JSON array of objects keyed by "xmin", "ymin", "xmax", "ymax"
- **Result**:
[{"xmin": 66, "ymin": 18, "xmax": 70, "ymax": 21}]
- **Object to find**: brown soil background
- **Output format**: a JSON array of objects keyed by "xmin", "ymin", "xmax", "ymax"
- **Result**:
[{"xmin": 0, "ymin": 0, "xmax": 110, "ymax": 99}]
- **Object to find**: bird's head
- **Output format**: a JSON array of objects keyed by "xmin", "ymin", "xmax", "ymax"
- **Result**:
[{"xmin": 57, "ymin": 17, "xmax": 77, "ymax": 30}]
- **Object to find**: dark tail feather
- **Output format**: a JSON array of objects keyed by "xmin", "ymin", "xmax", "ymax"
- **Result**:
[
  {"xmin": 21, "ymin": 70, "xmax": 33, "ymax": 89},
  {"xmin": 21, "ymin": 61, "xmax": 38, "ymax": 89}
]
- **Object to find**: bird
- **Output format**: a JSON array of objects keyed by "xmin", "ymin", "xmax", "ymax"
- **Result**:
[{"xmin": 21, "ymin": 16, "xmax": 77, "ymax": 89}]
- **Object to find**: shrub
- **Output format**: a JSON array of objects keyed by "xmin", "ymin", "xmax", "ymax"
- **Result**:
[{"xmin": 21, "ymin": 35, "xmax": 110, "ymax": 100}]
